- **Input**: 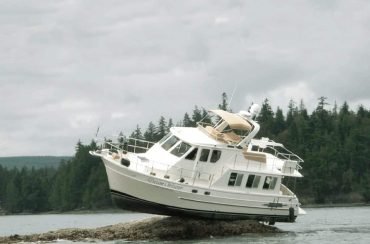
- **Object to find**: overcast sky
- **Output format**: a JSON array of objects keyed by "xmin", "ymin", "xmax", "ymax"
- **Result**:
[{"xmin": 1, "ymin": 0, "xmax": 370, "ymax": 156}]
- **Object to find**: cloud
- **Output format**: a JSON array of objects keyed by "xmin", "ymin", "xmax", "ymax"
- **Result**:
[
  {"xmin": 0, "ymin": 0, "xmax": 370, "ymax": 156},
  {"xmin": 111, "ymin": 112, "xmax": 126, "ymax": 120}
]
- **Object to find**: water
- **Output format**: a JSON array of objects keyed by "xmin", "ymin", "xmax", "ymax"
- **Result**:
[
  {"xmin": 0, "ymin": 212, "xmax": 152, "ymax": 237},
  {"xmin": 1, "ymin": 207, "xmax": 370, "ymax": 243}
]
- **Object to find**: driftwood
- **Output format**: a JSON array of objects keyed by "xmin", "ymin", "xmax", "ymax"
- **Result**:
[{"xmin": 0, "ymin": 216, "xmax": 280, "ymax": 243}]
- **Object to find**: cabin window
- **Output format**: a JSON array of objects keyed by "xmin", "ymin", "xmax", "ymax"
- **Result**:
[
  {"xmin": 185, "ymin": 148, "xmax": 198, "ymax": 160},
  {"xmin": 262, "ymin": 147, "xmax": 276, "ymax": 156},
  {"xmin": 171, "ymin": 142, "xmax": 191, "ymax": 157},
  {"xmin": 263, "ymin": 176, "xmax": 278, "ymax": 190},
  {"xmin": 210, "ymin": 150, "xmax": 221, "ymax": 163},
  {"xmin": 159, "ymin": 132, "xmax": 172, "ymax": 144},
  {"xmin": 251, "ymin": 145, "xmax": 259, "ymax": 151},
  {"xmin": 228, "ymin": 173, "xmax": 237, "ymax": 186},
  {"xmin": 246, "ymin": 174, "xmax": 261, "ymax": 188},
  {"xmin": 235, "ymin": 174, "xmax": 244, "ymax": 186},
  {"xmin": 228, "ymin": 172, "xmax": 243, "ymax": 187},
  {"xmin": 161, "ymin": 136, "xmax": 179, "ymax": 151},
  {"xmin": 199, "ymin": 149, "xmax": 210, "ymax": 162}
]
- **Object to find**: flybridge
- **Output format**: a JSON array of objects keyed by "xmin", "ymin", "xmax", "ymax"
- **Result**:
[{"xmin": 197, "ymin": 109, "xmax": 260, "ymax": 148}]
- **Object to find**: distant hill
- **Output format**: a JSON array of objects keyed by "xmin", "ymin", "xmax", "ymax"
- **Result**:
[{"xmin": 0, "ymin": 156, "xmax": 72, "ymax": 169}]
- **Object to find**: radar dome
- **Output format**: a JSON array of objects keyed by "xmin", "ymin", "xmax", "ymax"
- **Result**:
[{"xmin": 249, "ymin": 104, "xmax": 260, "ymax": 118}]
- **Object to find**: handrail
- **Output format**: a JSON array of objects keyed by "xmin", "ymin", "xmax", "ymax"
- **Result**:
[
  {"xmin": 102, "ymin": 137, "xmax": 155, "ymax": 154},
  {"xmin": 257, "ymin": 145, "xmax": 304, "ymax": 163}
]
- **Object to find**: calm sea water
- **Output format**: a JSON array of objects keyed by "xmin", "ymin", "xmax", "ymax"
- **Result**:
[{"xmin": 1, "ymin": 206, "xmax": 370, "ymax": 243}]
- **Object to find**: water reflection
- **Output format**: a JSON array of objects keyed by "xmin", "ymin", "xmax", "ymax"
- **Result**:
[{"xmin": 1, "ymin": 207, "xmax": 370, "ymax": 243}]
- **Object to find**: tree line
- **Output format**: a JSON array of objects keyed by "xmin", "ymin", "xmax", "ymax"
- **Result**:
[
  {"xmin": 0, "ymin": 94, "xmax": 369, "ymax": 213},
  {"xmin": 0, "ymin": 142, "xmax": 112, "ymax": 213}
]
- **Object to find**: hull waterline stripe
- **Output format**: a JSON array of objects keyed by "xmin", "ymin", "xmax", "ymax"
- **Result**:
[
  {"xmin": 178, "ymin": 196, "xmax": 289, "ymax": 210},
  {"xmin": 110, "ymin": 189, "xmax": 294, "ymax": 220}
]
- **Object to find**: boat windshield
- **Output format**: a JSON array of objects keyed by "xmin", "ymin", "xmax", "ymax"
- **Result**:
[
  {"xmin": 159, "ymin": 132, "xmax": 172, "ymax": 144},
  {"xmin": 170, "ymin": 141, "xmax": 192, "ymax": 157},
  {"xmin": 161, "ymin": 135, "xmax": 179, "ymax": 151}
]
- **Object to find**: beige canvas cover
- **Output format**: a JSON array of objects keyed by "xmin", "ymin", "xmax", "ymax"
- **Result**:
[{"xmin": 210, "ymin": 110, "xmax": 252, "ymax": 131}]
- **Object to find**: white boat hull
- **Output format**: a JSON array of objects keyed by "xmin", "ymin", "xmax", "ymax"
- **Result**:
[{"xmin": 101, "ymin": 156, "xmax": 299, "ymax": 223}]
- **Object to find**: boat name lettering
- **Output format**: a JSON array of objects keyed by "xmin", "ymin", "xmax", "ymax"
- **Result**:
[{"xmin": 148, "ymin": 178, "xmax": 183, "ymax": 190}]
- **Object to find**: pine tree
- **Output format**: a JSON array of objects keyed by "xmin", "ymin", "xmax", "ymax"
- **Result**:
[
  {"xmin": 4, "ymin": 171, "xmax": 22, "ymax": 213},
  {"xmin": 131, "ymin": 125, "xmax": 144, "ymax": 140},
  {"xmin": 167, "ymin": 119, "xmax": 174, "ymax": 133},
  {"xmin": 201, "ymin": 108, "xmax": 212, "ymax": 124},
  {"xmin": 144, "ymin": 122, "xmax": 156, "ymax": 142},
  {"xmin": 218, "ymin": 92, "xmax": 229, "ymax": 111},
  {"xmin": 299, "ymin": 100, "xmax": 309, "ymax": 119},
  {"xmin": 286, "ymin": 99, "xmax": 298, "ymax": 126},
  {"xmin": 273, "ymin": 107, "xmax": 285, "ymax": 135},
  {"xmin": 257, "ymin": 98, "xmax": 274, "ymax": 138},
  {"xmin": 183, "ymin": 113, "xmax": 193, "ymax": 127},
  {"xmin": 192, "ymin": 106, "xmax": 203, "ymax": 126},
  {"xmin": 155, "ymin": 116, "xmax": 167, "ymax": 141}
]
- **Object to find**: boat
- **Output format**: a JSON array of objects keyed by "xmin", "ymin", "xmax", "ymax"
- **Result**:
[{"xmin": 90, "ymin": 104, "xmax": 306, "ymax": 224}]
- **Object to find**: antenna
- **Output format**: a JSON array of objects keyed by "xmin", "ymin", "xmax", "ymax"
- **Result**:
[
  {"xmin": 199, "ymin": 82, "xmax": 238, "ymax": 123},
  {"xmin": 94, "ymin": 126, "xmax": 100, "ymax": 141},
  {"xmin": 227, "ymin": 82, "xmax": 238, "ymax": 111}
]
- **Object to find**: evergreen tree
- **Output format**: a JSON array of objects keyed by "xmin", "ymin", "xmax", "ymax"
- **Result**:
[
  {"xmin": 286, "ymin": 99, "xmax": 298, "ymax": 126},
  {"xmin": 182, "ymin": 113, "xmax": 193, "ymax": 127},
  {"xmin": 273, "ymin": 107, "xmax": 285, "ymax": 135},
  {"xmin": 192, "ymin": 106, "xmax": 203, "ymax": 126},
  {"xmin": 201, "ymin": 108, "xmax": 212, "ymax": 124},
  {"xmin": 257, "ymin": 98, "xmax": 275, "ymax": 138},
  {"xmin": 167, "ymin": 119, "xmax": 174, "ymax": 133},
  {"xmin": 131, "ymin": 125, "xmax": 144, "ymax": 140},
  {"xmin": 299, "ymin": 100, "xmax": 309, "ymax": 119},
  {"xmin": 144, "ymin": 122, "xmax": 156, "ymax": 142},
  {"xmin": 218, "ymin": 92, "xmax": 229, "ymax": 111},
  {"xmin": 155, "ymin": 116, "xmax": 167, "ymax": 141},
  {"xmin": 4, "ymin": 170, "xmax": 22, "ymax": 213}
]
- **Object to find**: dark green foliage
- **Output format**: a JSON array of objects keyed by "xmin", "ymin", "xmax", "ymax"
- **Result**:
[
  {"xmin": 257, "ymin": 99, "xmax": 275, "ymax": 138},
  {"xmin": 155, "ymin": 116, "xmax": 168, "ymax": 141},
  {"xmin": 0, "ymin": 156, "xmax": 71, "ymax": 169},
  {"xmin": 48, "ymin": 141, "xmax": 112, "ymax": 211},
  {"xmin": 131, "ymin": 125, "xmax": 144, "ymax": 140},
  {"xmin": 192, "ymin": 106, "xmax": 203, "ymax": 125},
  {"xmin": 0, "ymin": 141, "xmax": 112, "ymax": 213},
  {"xmin": 167, "ymin": 119, "xmax": 174, "ymax": 131},
  {"xmin": 182, "ymin": 113, "xmax": 193, "ymax": 127},
  {"xmin": 1, "ymin": 167, "xmax": 56, "ymax": 213},
  {"xmin": 144, "ymin": 122, "xmax": 156, "ymax": 142},
  {"xmin": 258, "ymin": 98, "xmax": 370, "ymax": 205}
]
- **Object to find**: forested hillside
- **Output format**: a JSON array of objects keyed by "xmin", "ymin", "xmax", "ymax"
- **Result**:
[
  {"xmin": 0, "ymin": 142, "xmax": 112, "ymax": 213},
  {"xmin": 0, "ymin": 156, "xmax": 71, "ymax": 169},
  {"xmin": 257, "ymin": 97, "xmax": 370, "ymax": 204},
  {"xmin": 0, "ymin": 94, "xmax": 369, "ymax": 214}
]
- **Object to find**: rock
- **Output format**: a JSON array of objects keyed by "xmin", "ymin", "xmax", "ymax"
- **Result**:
[{"xmin": 0, "ymin": 216, "xmax": 281, "ymax": 243}]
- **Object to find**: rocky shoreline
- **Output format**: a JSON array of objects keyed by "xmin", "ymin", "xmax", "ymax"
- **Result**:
[{"xmin": 0, "ymin": 216, "xmax": 281, "ymax": 243}]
